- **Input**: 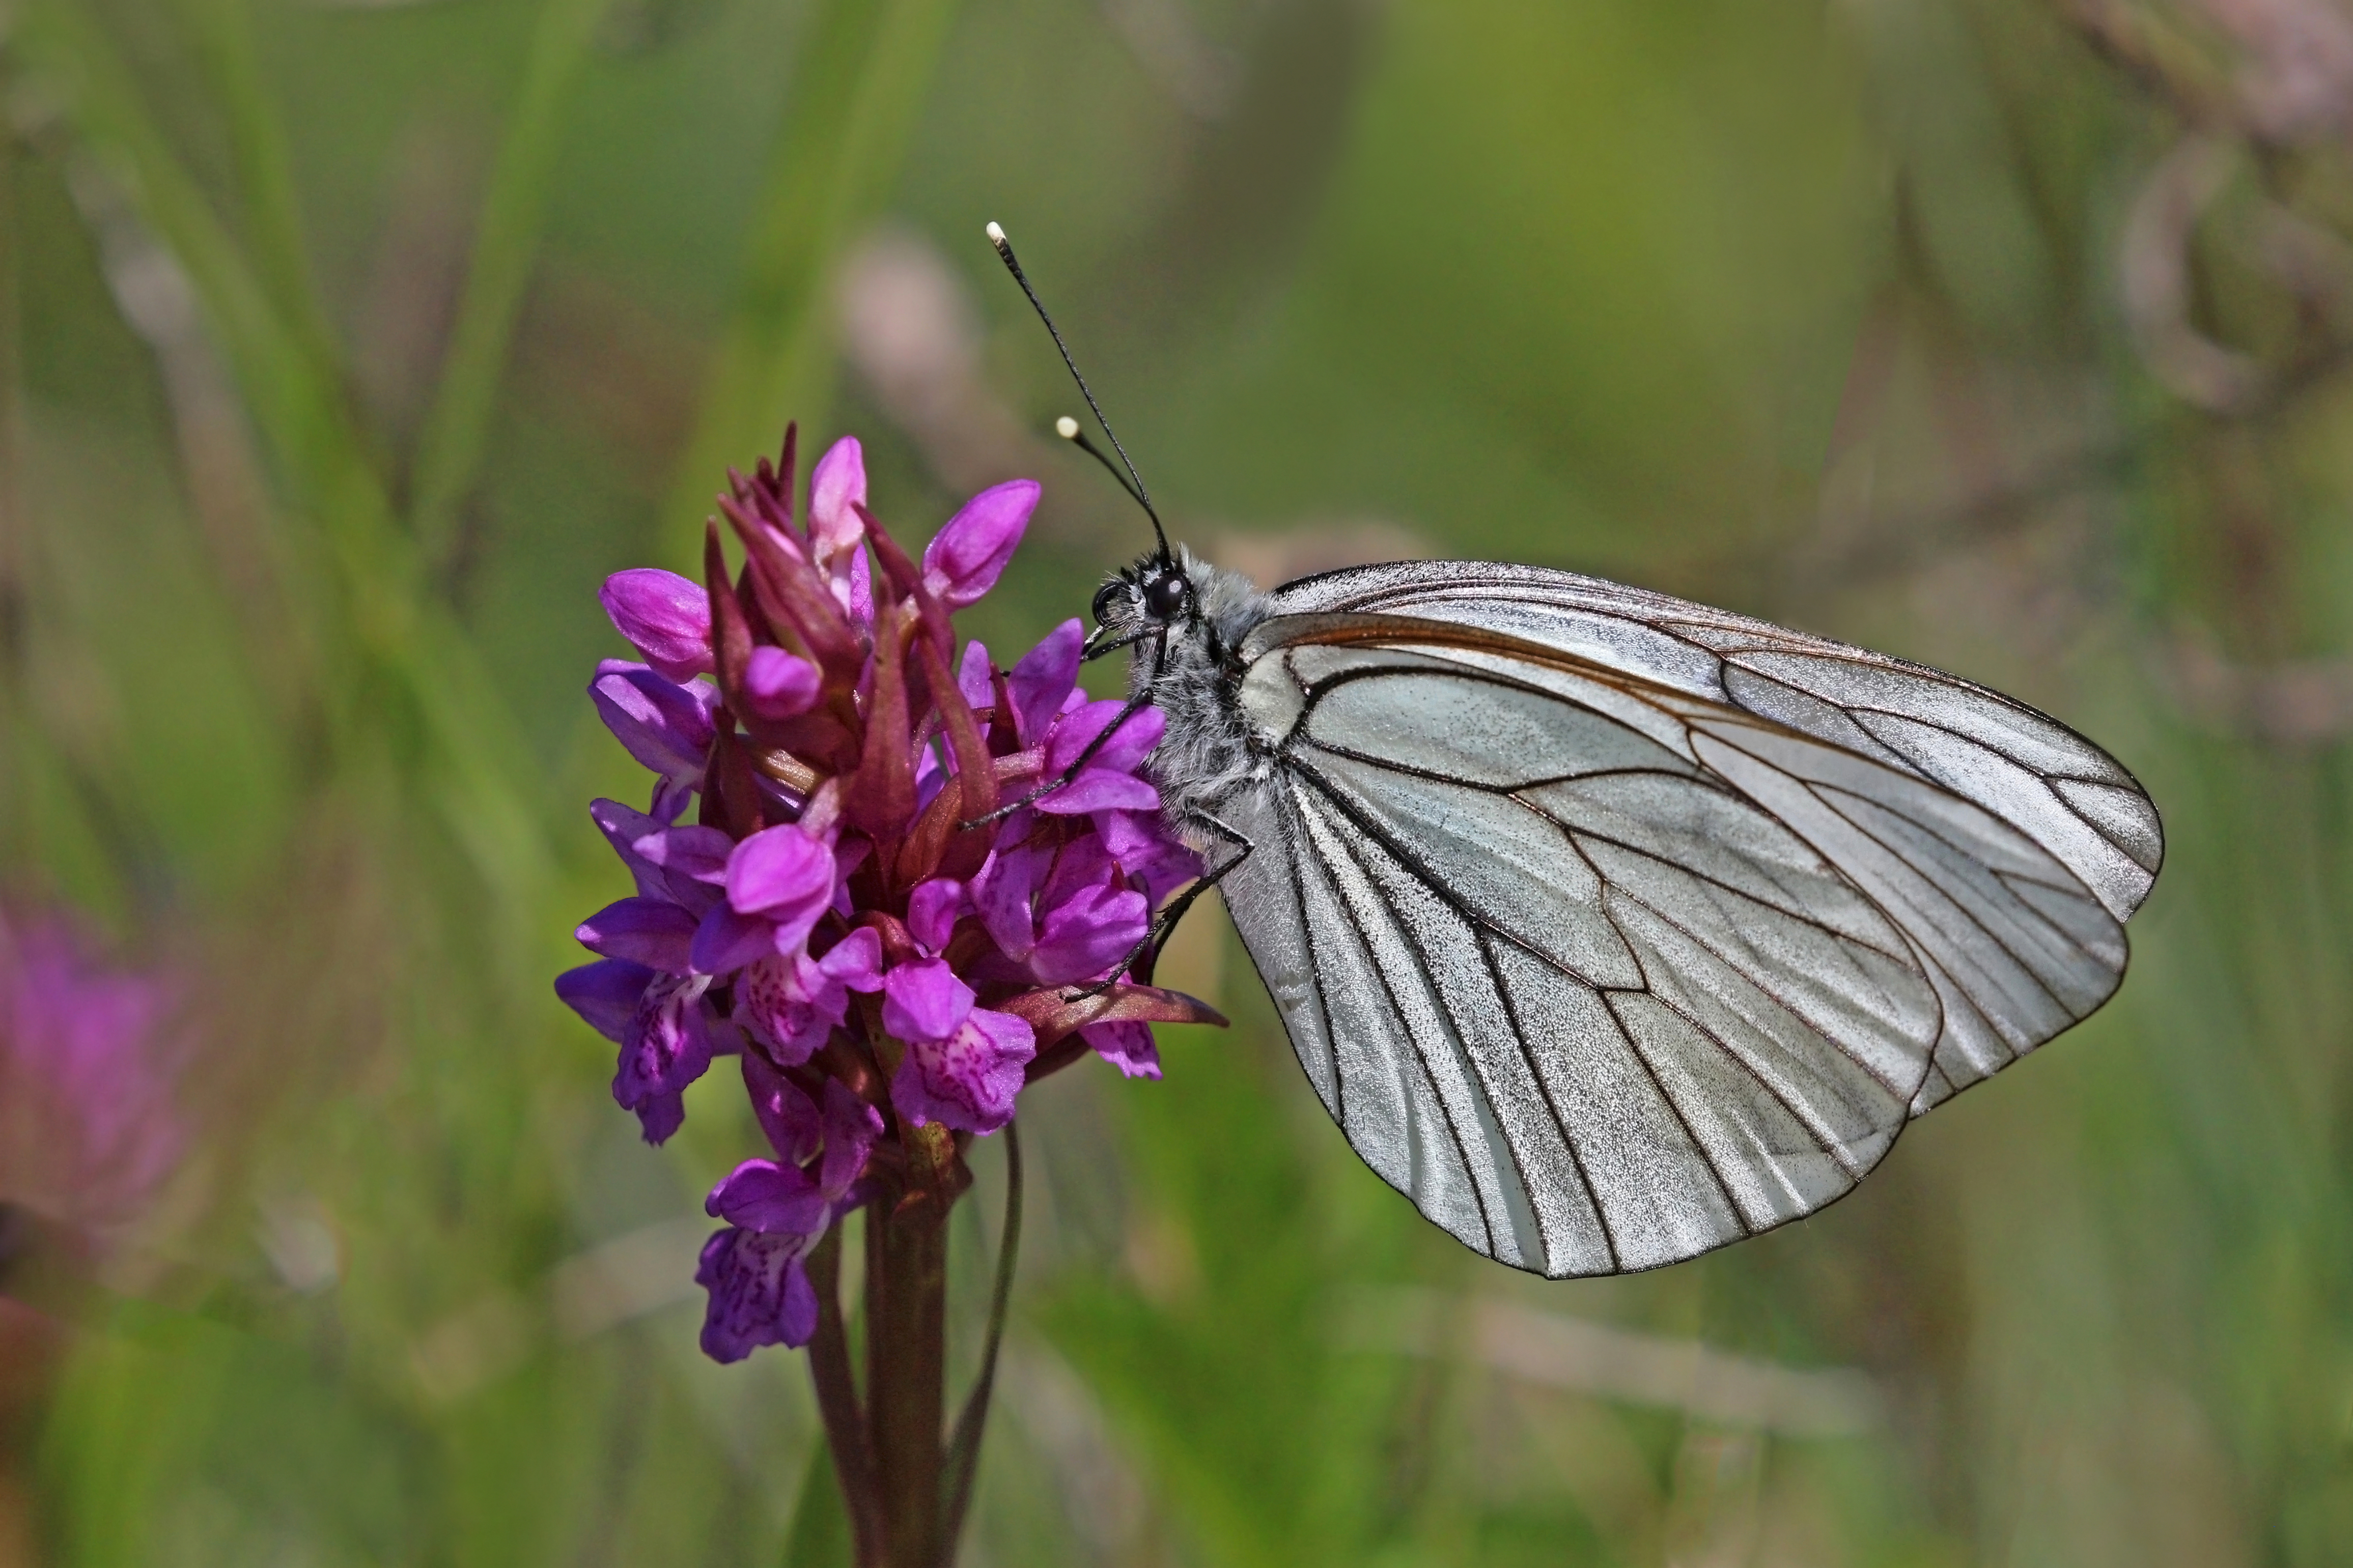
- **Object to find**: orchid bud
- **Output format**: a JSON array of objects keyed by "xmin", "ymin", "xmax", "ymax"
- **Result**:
[
  {"xmin": 743, "ymin": 645, "xmax": 821, "ymax": 721},
  {"xmin": 921, "ymin": 479, "xmax": 1037, "ymax": 609},
  {"xmin": 601, "ymin": 569, "xmax": 715, "ymax": 682},
  {"xmin": 808, "ymin": 437, "xmax": 868, "ymax": 569}
]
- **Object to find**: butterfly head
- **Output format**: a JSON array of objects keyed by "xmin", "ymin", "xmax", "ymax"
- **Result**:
[
  {"xmin": 1084, "ymin": 551, "xmax": 1191, "ymax": 661},
  {"xmin": 1084, "ymin": 547, "xmax": 1272, "ymax": 680}
]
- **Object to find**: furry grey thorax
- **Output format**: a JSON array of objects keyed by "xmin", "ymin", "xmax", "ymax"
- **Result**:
[{"xmin": 1091, "ymin": 545, "xmax": 1275, "ymax": 841}]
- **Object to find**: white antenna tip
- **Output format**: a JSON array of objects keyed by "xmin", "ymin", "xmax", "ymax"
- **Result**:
[
  {"xmin": 985, "ymin": 221, "xmax": 1006, "ymax": 245},
  {"xmin": 1055, "ymin": 415, "xmax": 1081, "ymax": 440}
]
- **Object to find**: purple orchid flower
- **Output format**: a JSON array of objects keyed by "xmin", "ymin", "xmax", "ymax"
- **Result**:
[
  {"xmin": 557, "ymin": 959, "xmax": 728, "ymax": 1144},
  {"xmin": 736, "ymin": 927, "xmax": 884, "ymax": 1064},
  {"xmin": 692, "ymin": 823, "xmax": 838, "ymax": 976},
  {"xmin": 881, "ymin": 960, "xmax": 1034, "ymax": 1134},
  {"xmin": 698, "ymin": 1077, "xmax": 884, "ymax": 1361},
  {"xmin": 591, "ymin": 661, "xmax": 720, "ymax": 821},
  {"xmin": 561, "ymin": 427, "xmax": 1224, "ymax": 1365}
]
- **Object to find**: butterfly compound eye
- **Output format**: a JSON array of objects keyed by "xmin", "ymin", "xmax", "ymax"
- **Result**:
[
  {"xmin": 1146, "ymin": 573, "xmax": 1189, "ymax": 619},
  {"xmin": 1091, "ymin": 580, "xmax": 1129, "ymax": 625}
]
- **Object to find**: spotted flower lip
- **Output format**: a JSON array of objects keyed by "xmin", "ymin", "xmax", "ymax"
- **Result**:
[{"xmin": 555, "ymin": 425, "xmax": 1225, "ymax": 1364}]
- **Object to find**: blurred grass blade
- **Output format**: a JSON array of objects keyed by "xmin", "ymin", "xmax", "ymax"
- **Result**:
[
  {"xmin": 172, "ymin": 0, "xmax": 343, "ymax": 386},
  {"xmin": 664, "ymin": 0, "xmax": 964, "ymax": 553},
  {"xmin": 781, "ymin": 1441, "xmax": 854, "ymax": 1567},
  {"xmin": 410, "ymin": 0, "xmax": 614, "ymax": 567},
  {"xmin": 16, "ymin": 0, "xmax": 554, "ymax": 946},
  {"xmin": 939, "ymin": 1122, "xmax": 1019, "ymax": 1554},
  {"xmin": 14, "ymin": 0, "xmax": 363, "ymax": 568}
]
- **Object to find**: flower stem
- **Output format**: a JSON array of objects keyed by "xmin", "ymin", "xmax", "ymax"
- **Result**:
[{"xmin": 865, "ymin": 1184, "xmax": 947, "ymax": 1567}]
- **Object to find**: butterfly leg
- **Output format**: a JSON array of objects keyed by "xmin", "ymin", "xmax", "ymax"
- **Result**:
[{"xmin": 1061, "ymin": 810, "xmax": 1254, "ymax": 1001}]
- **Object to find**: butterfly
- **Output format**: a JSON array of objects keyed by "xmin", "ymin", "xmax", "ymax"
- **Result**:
[{"xmin": 986, "ymin": 223, "xmax": 2162, "ymax": 1276}]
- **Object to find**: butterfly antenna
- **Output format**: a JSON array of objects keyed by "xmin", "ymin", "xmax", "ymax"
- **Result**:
[
  {"xmin": 1054, "ymin": 415, "xmax": 1150, "ymax": 510},
  {"xmin": 986, "ymin": 221, "xmax": 1171, "ymax": 561}
]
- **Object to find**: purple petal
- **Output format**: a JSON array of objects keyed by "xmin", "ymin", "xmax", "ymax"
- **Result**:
[
  {"xmin": 1082, "ymin": 1019, "xmax": 1162, "ymax": 1079},
  {"xmin": 1038, "ymin": 832, "xmax": 1115, "ymax": 909},
  {"xmin": 957, "ymin": 640, "xmax": 993, "ymax": 712},
  {"xmin": 743, "ymin": 646, "xmax": 820, "ymax": 722},
  {"xmin": 592, "ymin": 800, "xmax": 731, "ymax": 909},
  {"xmin": 1030, "ymin": 883, "xmax": 1149, "ymax": 985},
  {"xmin": 1046, "ymin": 699, "xmax": 1165, "ymax": 778},
  {"xmin": 808, "ymin": 437, "xmax": 867, "ymax": 566},
  {"xmin": 708, "ymin": 1157, "xmax": 830, "ymax": 1236},
  {"xmin": 592, "ymin": 664, "xmax": 718, "ymax": 793},
  {"xmin": 845, "ymin": 546, "xmax": 873, "ymax": 626},
  {"xmin": 601, "ymin": 569, "xmax": 714, "ymax": 683},
  {"xmin": 921, "ymin": 479, "xmax": 1037, "ymax": 609},
  {"xmin": 907, "ymin": 878, "xmax": 966, "ymax": 955},
  {"xmin": 736, "ymin": 953, "xmax": 848, "ymax": 1064},
  {"xmin": 727, "ymin": 825, "xmax": 836, "ymax": 920},
  {"xmin": 1009, "ymin": 620, "xmax": 1082, "ymax": 745},
  {"xmin": 1035, "ymin": 771, "xmax": 1162, "ymax": 815},
  {"xmin": 696, "ymin": 1228, "xmax": 820, "ymax": 1362},
  {"xmin": 915, "ymin": 739, "xmax": 948, "ymax": 814},
  {"xmin": 881, "ymin": 958, "xmax": 975, "ymax": 1043},
  {"xmin": 555, "ymin": 958, "xmax": 654, "ymax": 1042},
  {"xmin": 692, "ymin": 903, "xmax": 785, "ymax": 978},
  {"xmin": 818, "ymin": 927, "xmax": 884, "ymax": 992},
  {"xmin": 576, "ymin": 897, "xmax": 699, "ymax": 974},
  {"xmin": 744, "ymin": 1050, "xmax": 824, "ymax": 1162},
  {"xmin": 613, "ymin": 975, "xmax": 716, "ymax": 1142},
  {"xmin": 889, "ymin": 1006, "xmax": 1035, "ymax": 1134},
  {"xmin": 972, "ymin": 840, "xmax": 1051, "ymax": 961},
  {"xmin": 1099, "ymin": 810, "xmax": 1206, "ymax": 900},
  {"xmin": 635, "ymin": 1090, "xmax": 686, "ymax": 1145},
  {"xmin": 649, "ymin": 777, "xmax": 695, "ymax": 825},
  {"xmin": 818, "ymin": 1079, "xmax": 885, "ymax": 1202},
  {"xmin": 636, "ymin": 821, "xmax": 735, "ymax": 886}
]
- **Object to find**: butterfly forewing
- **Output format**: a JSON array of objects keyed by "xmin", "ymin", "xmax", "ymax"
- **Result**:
[
  {"xmin": 1261, "ymin": 561, "xmax": 2162, "ymax": 922},
  {"xmin": 1215, "ymin": 563, "xmax": 2156, "ymax": 1274}
]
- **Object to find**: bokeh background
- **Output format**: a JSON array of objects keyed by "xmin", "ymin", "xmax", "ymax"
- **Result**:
[{"xmin": 2, "ymin": 0, "xmax": 2349, "ymax": 1561}]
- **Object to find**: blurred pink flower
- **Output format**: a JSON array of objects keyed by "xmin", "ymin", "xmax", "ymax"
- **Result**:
[{"xmin": 0, "ymin": 914, "xmax": 186, "ymax": 1233}]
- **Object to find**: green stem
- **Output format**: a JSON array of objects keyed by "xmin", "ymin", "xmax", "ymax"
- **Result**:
[{"xmin": 865, "ymin": 1181, "xmax": 948, "ymax": 1568}]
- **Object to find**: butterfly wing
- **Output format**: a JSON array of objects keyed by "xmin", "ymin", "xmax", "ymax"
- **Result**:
[
  {"xmin": 1213, "ymin": 574, "xmax": 2152, "ymax": 1276},
  {"xmin": 1259, "ymin": 560, "xmax": 2162, "ymax": 1114}
]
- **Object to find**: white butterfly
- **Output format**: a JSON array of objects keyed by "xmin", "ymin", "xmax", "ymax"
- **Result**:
[
  {"xmin": 990, "ymin": 223, "xmax": 2162, "ymax": 1276},
  {"xmin": 1078, "ymin": 547, "xmax": 2160, "ymax": 1276}
]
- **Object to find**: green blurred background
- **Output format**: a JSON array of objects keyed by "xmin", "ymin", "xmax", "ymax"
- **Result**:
[{"xmin": 3, "ymin": 0, "xmax": 2349, "ymax": 1561}]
